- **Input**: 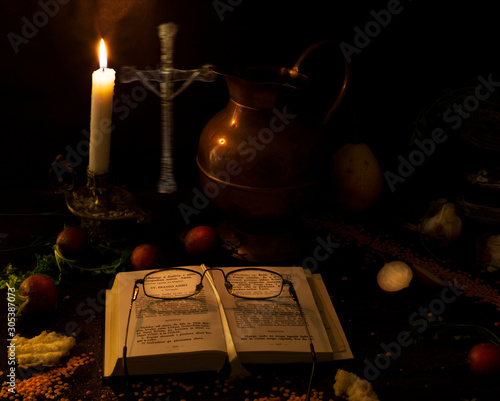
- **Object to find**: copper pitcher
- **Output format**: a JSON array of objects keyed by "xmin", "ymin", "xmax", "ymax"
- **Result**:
[{"xmin": 197, "ymin": 42, "xmax": 349, "ymax": 261}]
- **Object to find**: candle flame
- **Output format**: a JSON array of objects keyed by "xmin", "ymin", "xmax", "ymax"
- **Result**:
[{"xmin": 99, "ymin": 39, "xmax": 107, "ymax": 70}]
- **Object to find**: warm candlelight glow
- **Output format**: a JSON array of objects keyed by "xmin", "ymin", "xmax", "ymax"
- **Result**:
[
  {"xmin": 99, "ymin": 39, "xmax": 107, "ymax": 70},
  {"xmin": 89, "ymin": 38, "xmax": 115, "ymax": 174}
]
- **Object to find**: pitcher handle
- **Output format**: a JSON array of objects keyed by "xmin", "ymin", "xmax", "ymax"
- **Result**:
[{"xmin": 292, "ymin": 40, "xmax": 350, "ymax": 126}]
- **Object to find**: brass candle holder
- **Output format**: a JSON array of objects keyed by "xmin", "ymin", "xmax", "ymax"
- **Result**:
[{"xmin": 50, "ymin": 156, "xmax": 148, "ymax": 226}]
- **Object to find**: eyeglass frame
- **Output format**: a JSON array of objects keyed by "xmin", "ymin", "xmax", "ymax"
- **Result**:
[
  {"xmin": 122, "ymin": 265, "xmax": 317, "ymax": 401},
  {"xmin": 140, "ymin": 266, "xmax": 289, "ymax": 300}
]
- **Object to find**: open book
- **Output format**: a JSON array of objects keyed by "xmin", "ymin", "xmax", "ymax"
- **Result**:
[{"xmin": 104, "ymin": 266, "xmax": 352, "ymax": 377}]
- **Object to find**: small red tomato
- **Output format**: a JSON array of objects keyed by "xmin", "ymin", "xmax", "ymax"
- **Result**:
[
  {"xmin": 56, "ymin": 226, "xmax": 90, "ymax": 259},
  {"xmin": 180, "ymin": 226, "xmax": 219, "ymax": 258},
  {"xmin": 468, "ymin": 343, "xmax": 500, "ymax": 377},
  {"xmin": 18, "ymin": 274, "xmax": 58, "ymax": 315},
  {"xmin": 131, "ymin": 243, "xmax": 165, "ymax": 271}
]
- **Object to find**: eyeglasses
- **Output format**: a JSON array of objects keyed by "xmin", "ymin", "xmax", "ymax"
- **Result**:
[{"xmin": 123, "ymin": 266, "xmax": 317, "ymax": 400}]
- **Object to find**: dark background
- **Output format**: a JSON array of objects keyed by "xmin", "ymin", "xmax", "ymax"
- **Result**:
[
  {"xmin": 1, "ymin": 0, "xmax": 499, "ymax": 196},
  {"xmin": 1, "ymin": 4, "xmax": 500, "ymax": 400}
]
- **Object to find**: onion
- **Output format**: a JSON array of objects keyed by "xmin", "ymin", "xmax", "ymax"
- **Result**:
[{"xmin": 377, "ymin": 261, "xmax": 413, "ymax": 293}]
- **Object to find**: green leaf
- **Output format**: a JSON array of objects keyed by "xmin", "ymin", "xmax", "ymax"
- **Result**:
[
  {"xmin": 53, "ymin": 245, "xmax": 131, "ymax": 276},
  {"xmin": 0, "ymin": 264, "xmax": 27, "ymax": 289},
  {"xmin": 1, "ymin": 244, "xmax": 131, "ymax": 291}
]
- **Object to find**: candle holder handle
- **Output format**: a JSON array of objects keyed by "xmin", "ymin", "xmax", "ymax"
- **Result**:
[
  {"xmin": 157, "ymin": 22, "xmax": 178, "ymax": 194},
  {"xmin": 49, "ymin": 154, "xmax": 78, "ymax": 193}
]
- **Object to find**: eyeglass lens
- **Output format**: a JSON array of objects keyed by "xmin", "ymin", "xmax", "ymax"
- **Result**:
[
  {"xmin": 226, "ymin": 270, "xmax": 284, "ymax": 299},
  {"xmin": 143, "ymin": 269, "xmax": 202, "ymax": 298}
]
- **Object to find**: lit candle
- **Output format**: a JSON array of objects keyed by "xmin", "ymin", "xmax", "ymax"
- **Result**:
[{"xmin": 89, "ymin": 39, "xmax": 115, "ymax": 174}]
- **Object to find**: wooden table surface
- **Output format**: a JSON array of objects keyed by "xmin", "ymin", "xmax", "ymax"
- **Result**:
[{"xmin": 1, "ymin": 189, "xmax": 499, "ymax": 401}]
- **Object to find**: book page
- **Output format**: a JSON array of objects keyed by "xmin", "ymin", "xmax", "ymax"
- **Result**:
[
  {"xmin": 308, "ymin": 273, "xmax": 353, "ymax": 360},
  {"xmin": 211, "ymin": 266, "xmax": 334, "ymax": 363},
  {"xmin": 104, "ymin": 267, "xmax": 227, "ymax": 376}
]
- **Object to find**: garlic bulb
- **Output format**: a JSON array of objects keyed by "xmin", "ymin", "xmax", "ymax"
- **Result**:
[{"xmin": 420, "ymin": 202, "xmax": 463, "ymax": 246}]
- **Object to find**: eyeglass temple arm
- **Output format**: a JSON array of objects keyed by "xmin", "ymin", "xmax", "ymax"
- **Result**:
[
  {"xmin": 286, "ymin": 280, "xmax": 317, "ymax": 401},
  {"xmin": 285, "ymin": 280, "xmax": 317, "ymax": 362},
  {"xmin": 123, "ymin": 280, "xmax": 142, "ymax": 376}
]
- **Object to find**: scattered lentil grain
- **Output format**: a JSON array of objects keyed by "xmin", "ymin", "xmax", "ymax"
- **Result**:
[{"xmin": 0, "ymin": 354, "xmax": 93, "ymax": 400}]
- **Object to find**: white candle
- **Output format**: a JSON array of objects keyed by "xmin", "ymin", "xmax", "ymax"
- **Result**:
[{"xmin": 89, "ymin": 39, "xmax": 115, "ymax": 174}]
